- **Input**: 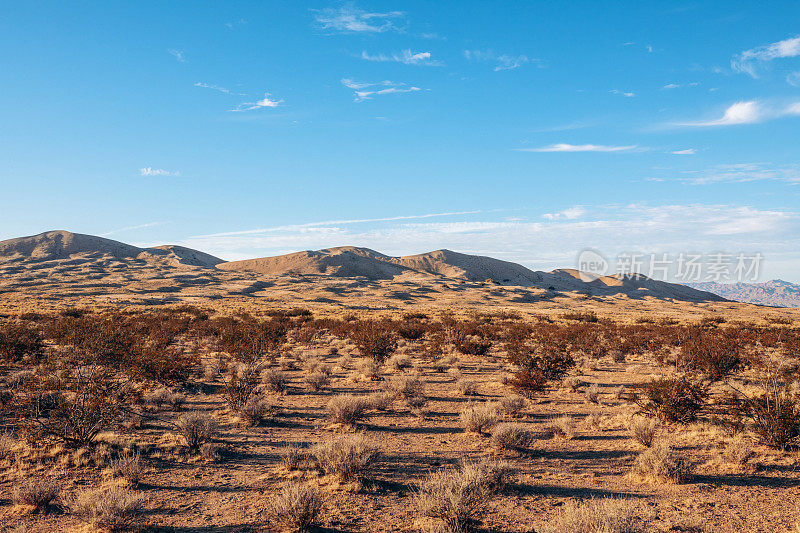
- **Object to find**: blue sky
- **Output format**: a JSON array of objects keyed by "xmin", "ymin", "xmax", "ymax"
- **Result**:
[{"xmin": 1, "ymin": 1, "xmax": 799, "ymax": 282}]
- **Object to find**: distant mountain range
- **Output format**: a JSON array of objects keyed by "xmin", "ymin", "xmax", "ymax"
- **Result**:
[
  {"xmin": 685, "ymin": 280, "xmax": 800, "ymax": 308},
  {"xmin": 0, "ymin": 230, "xmax": 727, "ymax": 304}
]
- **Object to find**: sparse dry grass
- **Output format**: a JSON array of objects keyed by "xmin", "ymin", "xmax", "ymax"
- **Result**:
[
  {"xmin": 630, "ymin": 417, "xmax": 659, "ymax": 447},
  {"xmin": 13, "ymin": 479, "xmax": 60, "ymax": 510},
  {"xmin": 541, "ymin": 498, "xmax": 643, "ymax": 533},
  {"xmin": 723, "ymin": 434, "xmax": 754, "ymax": 466},
  {"xmin": 178, "ymin": 412, "xmax": 217, "ymax": 450},
  {"xmin": 270, "ymin": 482, "xmax": 324, "ymax": 532},
  {"xmin": 631, "ymin": 442, "xmax": 692, "ymax": 484},
  {"xmin": 326, "ymin": 394, "xmax": 371, "ymax": 426},
  {"xmin": 310, "ymin": 433, "xmax": 380, "ymax": 481},
  {"xmin": 111, "ymin": 451, "xmax": 144, "ymax": 485},
  {"xmin": 491, "ymin": 423, "xmax": 537, "ymax": 451},
  {"xmin": 72, "ymin": 485, "xmax": 145, "ymax": 531}
]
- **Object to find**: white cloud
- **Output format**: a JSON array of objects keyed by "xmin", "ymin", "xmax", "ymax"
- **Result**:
[
  {"xmin": 139, "ymin": 167, "xmax": 179, "ymax": 177},
  {"xmin": 168, "ymin": 49, "xmax": 185, "ymax": 62},
  {"xmin": 231, "ymin": 93, "xmax": 283, "ymax": 111},
  {"xmin": 360, "ymin": 50, "xmax": 443, "ymax": 66},
  {"xmin": 194, "ymin": 82, "xmax": 243, "ymax": 95},
  {"xmin": 179, "ymin": 204, "xmax": 800, "ymax": 281},
  {"xmin": 542, "ymin": 206, "xmax": 586, "ymax": 220},
  {"xmin": 99, "ymin": 222, "xmax": 164, "ymax": 238},
  {"xmin": 341, "ymin": 79, "xmax": 422, "ymax": 102},
  {"xmin": 681, "ymin": 163, "xmax": 800, "ymax": 185},
  {"xmin": 732, "ymin": 35, "xmax": 800, "ymax": 77},
  {"xmin": 662, "ymin": 82, "xmax": 698, "ymax": 90},
  {"xmin": 463, "ymin": 50, "xmax": 541, "ymax": 71},
  {"xmin": 610, "ymin": 89, "xmax": 635, "ymax": 97},
  {"xmin": 676, "ymin": 100, "xmax": 800, "ymax": 127},
  {"xmin": 520, "ymin": 143, "xmax": 639, "ymax": 153},
  {"xmin": 313, "ymin": 5, "xmax": 405, "ymax": 33},
  {"xmin": 672, "ymin": 149, "xmax": 697, "ymax": 155}
]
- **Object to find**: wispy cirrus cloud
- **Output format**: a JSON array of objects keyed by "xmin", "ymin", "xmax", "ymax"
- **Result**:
[
  {"xmin": 519, "ymin": 143, "xmax": 639, "ymax": 153},
  {"xmin": 360, "ymin": 49, "xmax": 443, "ymax": 66},
  {"xmin": 194, "ymin": 82, "xmax": 244, "ymax": 95},
  {"xmin": 681, "ymin": 163, "xmax": 800, "ymax": 185},
  {"xmin": 463, "ymin": 50, "xmax": 542, "ymax": 71},
  {"xmin": 610, "ymin": 89, "xmax": 636, "ymax": 98},
  {"xmin": 341, "ymin": 79, "xmax": 422, "ymax": 102},
  {"xmin": 231, "ymin": 93, "xmax": 283, "ymax": 111},
  {"xmin": 99, "ymin": 222, "xmax": 165, "ymax": 238},
  {"xmin": 168, "ymin": 49, "xmax": 186, "ymax": 62},
  {"xmin": 178, "ymin": 204, "xmax": 800, "ymax": 280},
  {"xmin": 662, "ymin": 82, "xmax": 698, "ymax": 90},
  {"xmin": 671, "ymin": 149, "xmax": 697, "ymax": 155},
  {"xmin": 732, "ymin": 35, "xmax": 800, "ymax": 78},
  {"xmin": 675, "ymin": 100, "xmax": 800, "ymax": 127},
  {"xmin": 139, "ymin": 167, "xmax": 180, "ymax": 177},
  {"xmin": 542, "ymin": 206, "xmax": 586, "ymax": 220},
  {"xmin": 313, "ymin": 5, "xmax": 405, "ymax": 33}
]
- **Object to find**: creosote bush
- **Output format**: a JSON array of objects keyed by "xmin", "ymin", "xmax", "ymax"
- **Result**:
[
  {"xmin": 303, "ymin": 371, "xmax": 330, "ymax": 392},
  {"xmin": 541, "ymin": 498, "xmax": 643, "ymax": 533},
  {"xmin": 178, "ymin": 412, "xmax": 217, "ymax": 450},
  {"xmin": 13, "ymin": 479, "xmax": 60, "ymax": 510},
  {"xmin": 630, "ymin": 377, "xmax": 707, "ymax": 423},
  {"xmin": 72, "ymin": 485, "xmax": 145, "ymax": 531},
  {"xmin": 270, "ymin": 482, "xmax": 324, "ymax": 532},
  {"xmin": 459, "ymin": 402, "xmax": 500, "ymax": 434},
  {"xmin": 631, "ymin": 442, "xmax": 692, "ymax": 484},
  {"xmin": 310, "ymin": 434, "xmax": 380, "ymax": 481},
  {"xmin": 350, "ymin": 320, "xmax": 398, "ymax": 362}
]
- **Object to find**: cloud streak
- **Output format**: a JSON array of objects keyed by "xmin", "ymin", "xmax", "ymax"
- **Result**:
[
  {"xmin": 360, "ymin": 50, "xmax": 443, "ymax": 66},
  {"xmin": 519, "ymin": 143, "xmax": 639, "ymax": 153},
  {"xmin": 676, "ymin": 100, "xmax": 800, "ymax": 127},
  {"xmin": 341, "ymin": 79, "xmax": 422, "ymax": 102},
  {"xmin": 313, "ymin": 5, "xmax": 405, "ymax": 33},
  {"xmin": 231, "ymin": 93, "xmax": 283, "ymax": 111},
  {"xmin": 463, "ymin": 50, "xmax": 541, "ymax": 71},
  {"xmin": 732, "ymin": 35, "xmax": 800, "ymax": 77},
  {"xmin": 139, "ymin": 167, "xmax": 179, "ymax": 177}
]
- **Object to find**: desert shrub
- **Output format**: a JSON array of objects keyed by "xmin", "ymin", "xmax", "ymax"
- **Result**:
[
  {"xmin": 457, "ymin": 339, "xmax": 492, "ymax": 356},
  {"xmin": 349, "ymin": 320, "xmax": 398, "ymax": 362},
  {"xmin": 354, "ymin": 359, "xmax": 380, "ymax": 381},
  {"xmin": 368, "ymin": 391, "xmax": 395, "ymax": 411},
  {"xmin": 13, "ymin": 479, "xmax": 60, "ymax": 510},
  {"xmin": 456, "ymin": 378, "xmax": 478, "ymax": 396},
  {"xmin": 270, "ymin": 482, "xmax": 324, "ymax": 532},
  {"xmin": 500, "ymin": 395, "xmax": 526, "ymax": 416},
  {"xmin": 0, "ymin": 321, "xmax": 45, "ymax": 362},
  {"xmin": 460, "ymin": 402, "xmax": 500, "ymax": 434},
  {"xmin": 326, "ymin": 395, "xmax": 371, "ymax": 425},
  {"xmin": 214, "ymin": 317, "xmax": 288, "ymax": 362},
  {"xmin": 72, "ymin": 485, "xmax": 145, "ymax": 531},
  {"xmin": 564, "ymin": 376, "xmax": 584, "ymax": 393},
  {"xmin": 491, "ymin": 423, "xmax": 536, "ymax": 450},
  {"xmin": 549, "ymin": 416, "xmax": 576, "ymax": 440},
  {"xmin": 303, "ymin": 372, "xmax": 330, "ymax": 392},
  {"xmin": 560, "ymin": 311, "xmax": 598, "ymax": 323},
  {"xmin": 414, "ymin": 459, "xmax": 509, "ymax": 533},
  {"xmin": 387, "ymin": 375, "xmax": 425, "ymax": 400},
  {"xmin": 630, "ymin": 377, "xmax": 707, "ymax": 423},
  {"xmin": 223, "ymin": 363, "xmax": 263, "ymax": 410},
  {"xmin": 677, "ymin": 328, "xmax": 742, "ymax": 381},
  {"xmin": 723, "ymin": 434, "xmax": 754, "ymax": 465},
  {"xmin": 280, "ymin": 445, "xmax": 305, "ymax": 470},
  {"xmin": 178, "ymin": 412, "xmax": 217, "ymax": 450},
  {"xmin": 631, "ymin": 442, "xmax": 691, "ymax": 484},
  {"xmin": 630, "ymin": 418, "xmax": 659, "ymax": 447},
  {"xmin": 239, "ymin": 394, "xmax": 273, "ymax": 426},
  {"xmin": 0, "ymin": 432, "xmax": 16, "ymax": 459},
  {"xmin": 541, "ymin": 498, "xmax": 643, "ymax": 533},
  {"xmin": 111, "ymin": 451, "xmax": 144, "ymax": 485},
  {"xmin": 387, "ymin": 354, "xmax": 413, "ymax": 371},
  {"xmin": 310, "ymin": 434, "xmax": 380, "ymax": 481},
  {"xmin": 506, "ymin": 343, "xmax": 575, "ymax": 398},
  {"xmin": 585, "ymin": 382, "xmax": 601, "ymax": 404},
  {"xmin": 22, "ymin": 366, "xmax": 124, "ymax": 447},
  {"xmin": 200, "ymin": 442, "xmax": 222, "ymax": 461},
  {"xmin": 263, "ymin": 369, "xmax": 287, "ymax": 394},
  {"xmin": 722, "ymin": 390, "xmax": 800, "ymax": 450},
  {"xmin": 397, "ymin": 320, "xmax": 427, "ymax": 340}
]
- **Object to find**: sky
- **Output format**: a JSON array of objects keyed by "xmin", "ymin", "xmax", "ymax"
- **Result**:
[{"xmin": 1, "ymin": 1, "xmax": 799, "ymax": 283}]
